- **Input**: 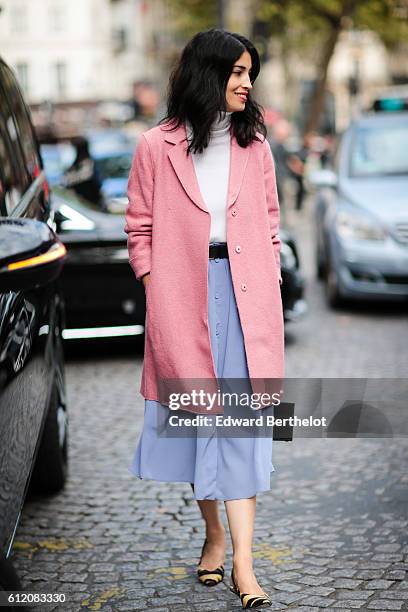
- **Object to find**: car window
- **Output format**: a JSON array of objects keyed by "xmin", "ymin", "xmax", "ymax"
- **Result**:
[
  {"xmin": 349, "ymin": 122, "xmax": 408, "ymax": 177},
  {"xmin": 0, "ymin": 63, "xmax": 42, "ymax": 186},
  {"xmin": 0, "ymin": 91, "xmax": 28, "ymax": 215}
]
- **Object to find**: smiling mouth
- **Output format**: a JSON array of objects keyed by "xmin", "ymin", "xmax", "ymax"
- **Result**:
[{"xmin": 236, "ymin": 93, "xmax": 248, "ymax": 101}]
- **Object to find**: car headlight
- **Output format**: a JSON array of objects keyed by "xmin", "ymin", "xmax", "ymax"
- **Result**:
[
  {"xmin": 335, "ymin": 209, "xmax": 386, "ymax": 241},
  {"xmin": 280, "ymin": 242, "xmax": 297, "ymax": 270}
]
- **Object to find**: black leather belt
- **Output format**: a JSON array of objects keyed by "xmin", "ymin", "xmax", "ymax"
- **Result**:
[{"xmin": 209, "ymin": 243, "xmax": 229, "ymax": 259}]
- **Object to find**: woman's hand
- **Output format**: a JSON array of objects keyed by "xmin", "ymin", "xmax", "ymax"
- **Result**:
[{"xmin": 142, "ymin": 273, "xmax": 151, "ymax": 289}]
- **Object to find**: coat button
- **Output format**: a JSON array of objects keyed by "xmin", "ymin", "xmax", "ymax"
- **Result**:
[
  {"xmin": 235, "ymin": 245, "xmax": 241, "ymax": 253},
  {"xmin": 231, "ymin": 209, "xmax": 237, "ymax": 216},
  {"xmin": 241, "ymin": 283, "xmax": 247, "ymax": 291}
]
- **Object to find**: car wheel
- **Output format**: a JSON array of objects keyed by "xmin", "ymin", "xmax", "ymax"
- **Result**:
[
  {"xmin": 28, "ymin": 377, "xmax": 68, "ymax": 495},
  {"xmin": 325, "ymin": 261, "xmax": 345, "ymax": 308},
  {"xmin": 0, "ymin": 555, "xmax": 24, "ymax": 612}
]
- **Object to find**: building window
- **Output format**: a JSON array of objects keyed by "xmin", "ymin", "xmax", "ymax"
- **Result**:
[
  {"xmin": 54, "ymin": 62, "xmax": 67, "ymax": 98},
  {"xmin": 16, "ymin": 63, "xmax": 29, "ymax": 96},
  {"xmin": 10, "ymin": 2, "xmax": 28, "ymax": 34},
  {"xmin": 112, "ymin": 28, "xmax": 128, "ymax": 54},
  {"xmin": 49, "ymin": 0, "xmax": 66, "ymax": 32}
]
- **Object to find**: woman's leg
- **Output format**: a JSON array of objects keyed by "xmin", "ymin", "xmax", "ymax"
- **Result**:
[
  {"xmin": 224, "ymin": 495, "xmax": 268, "ymax": 596},
  {"xmin": 190, "ymin": 483, "xmax": 226, "ymax": 569}
]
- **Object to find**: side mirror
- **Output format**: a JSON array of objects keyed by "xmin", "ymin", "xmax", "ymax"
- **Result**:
[
  {"xmin": 0, "ymin": 219, "xmax": 67, "ymax": 292},
  {"xmin": 308, "ymin": 169, "xmax": 338, "ymax": 189}
]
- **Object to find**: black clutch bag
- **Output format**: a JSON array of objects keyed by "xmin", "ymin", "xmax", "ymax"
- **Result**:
[{"xmin": 273, "ymin": 402, "xmax": 295, "ymax": 441}]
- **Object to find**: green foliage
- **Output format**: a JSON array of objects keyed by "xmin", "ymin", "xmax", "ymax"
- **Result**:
[
  {"xmin": 354, "ymin": 1, "xmax": 408, "ymax": 48},
  {"xmin": 166, "ymin": 0, "xmax": 217, "ymax": 40},
  {"xmin": 259, "ymin": 0, "xmax": 408, "ymax": 50}
]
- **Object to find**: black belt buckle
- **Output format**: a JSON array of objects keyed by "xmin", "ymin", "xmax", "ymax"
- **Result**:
[{"xmin": 209, "ymin": 243, "xmax": 229, "ymax": 259}]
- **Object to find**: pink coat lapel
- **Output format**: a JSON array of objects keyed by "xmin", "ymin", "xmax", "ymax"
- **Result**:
[{"xmin": 161, "ymin": 123, "xmax": 250, "ymax": 214}]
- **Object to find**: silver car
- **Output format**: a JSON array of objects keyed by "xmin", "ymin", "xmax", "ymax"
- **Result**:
[{"xmin": 311, "ymin": 111, "xmax": 408, "ymax": 307}]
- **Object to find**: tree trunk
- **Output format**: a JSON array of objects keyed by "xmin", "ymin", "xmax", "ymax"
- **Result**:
[
  {"xmin": 304, "ymin": 22, "xmax": 342, "ymax": 134},
  {"xmin": 304, "ymin": 0, "xmax": 359, "ymax": 134}
]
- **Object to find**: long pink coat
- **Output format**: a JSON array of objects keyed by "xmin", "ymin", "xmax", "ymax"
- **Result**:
[{"xmin": 124, "ymin": 121, "xmax": 285, "ymax": 412}]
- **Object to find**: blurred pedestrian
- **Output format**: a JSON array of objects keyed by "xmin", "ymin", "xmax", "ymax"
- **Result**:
[
  {"xmin": 129, "ymin": 80, "xmax": 143, "ymax": 120},
  {"xmin": 268, "ymin": 118, "xmax": 292, "ymax": 209},
  {"xmin": 62, "ymin": 136, "xmax": 104, "ymax": 207},
  {"xmin": 288, "ymin": 130, "xmax": 315, "ymax": 211},
  {"xmin": 125, "ymin": 27, "xmax": 284, "ymax": 609},
  {"xmin": 320, "ymin": 132, "xmax": 336, "ymax": 168}
]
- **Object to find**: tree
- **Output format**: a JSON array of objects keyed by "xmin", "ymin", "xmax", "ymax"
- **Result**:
[{"xmin": 257, "ymin": 0, "xmax": 408, "ymax": 133}]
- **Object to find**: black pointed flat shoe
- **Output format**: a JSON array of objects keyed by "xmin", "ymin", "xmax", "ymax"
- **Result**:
[
  {"xmin": 230, "ymin": 568, "xmax": 272, "ymax": 608},
  {"xmin": 196, "ymin": 537, "xmax": 225, "ymax": 586}
]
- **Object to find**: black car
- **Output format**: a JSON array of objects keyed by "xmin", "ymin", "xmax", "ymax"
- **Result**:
[
  {"xmin": 49, "ymin": 185, "xmax": 146, "ymax": 340},
  {"xmin": 0, "ymin": 58, "xmax": 68, "ymax": 590},
  {"xmin": 36, "ymin": 136, "xmax": 146, "ymax": 341}
]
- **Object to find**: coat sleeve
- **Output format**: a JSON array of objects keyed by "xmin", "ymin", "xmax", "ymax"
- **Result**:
[
  {"xmin": 124, "ymin": 134, "xmax": 154, "ymax": 282},
  {"xmin": 263, "ymin": 139, "xmax": 282, "ymax": 286}
]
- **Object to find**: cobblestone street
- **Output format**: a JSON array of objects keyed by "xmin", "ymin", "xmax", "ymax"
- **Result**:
[{"xmin": 11, "ymin": 204, "xmax": 408, "ymax": 611}]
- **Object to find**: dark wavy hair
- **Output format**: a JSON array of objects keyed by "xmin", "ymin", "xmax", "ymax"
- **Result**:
[{"xmin": 158, "ymin": 28, "xmax": 267, "ymax": 154}]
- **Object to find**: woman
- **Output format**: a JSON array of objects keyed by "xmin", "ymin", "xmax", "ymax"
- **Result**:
[{"xmin": 125, "ymin": 28, "xmax": 284, "ymax": 609}]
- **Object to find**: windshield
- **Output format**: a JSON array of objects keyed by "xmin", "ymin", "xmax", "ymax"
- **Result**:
[{"xmin": 349, "ymin": 122, "xmax": 408, "ymax": 177}]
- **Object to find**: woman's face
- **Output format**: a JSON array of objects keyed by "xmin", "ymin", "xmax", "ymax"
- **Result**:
[{"xmin": 225, "ymin": 50, "xmax": 253, "ymax": 112}]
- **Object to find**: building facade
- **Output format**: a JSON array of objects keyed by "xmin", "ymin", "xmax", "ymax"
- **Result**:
[{"xmin": 0, "ymin": 0, "xmax": 146, "ymax": 104}]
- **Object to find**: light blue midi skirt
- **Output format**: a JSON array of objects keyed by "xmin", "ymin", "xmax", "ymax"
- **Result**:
[{"xmin": 128, "ymin": 249, "xmax": 275, "ymax": 500}]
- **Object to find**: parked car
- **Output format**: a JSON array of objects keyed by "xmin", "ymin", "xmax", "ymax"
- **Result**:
[
  {"xmin": 0, "ymin": 58, "xmax": 68, "ymax": 590},
  {"xmin": 310, "ymin": 110, "xmax": 408, "ymax": 307},
  {"xmin": 50, "ymin": 184, "xmax": 146, "ymax": 339},
  {"xmin": 37, "ymin": 133, "xmax": 149, "ymax": 340}
]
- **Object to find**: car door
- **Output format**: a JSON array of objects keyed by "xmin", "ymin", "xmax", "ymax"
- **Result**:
[{"xmin": 0, "ymin": 60, "xmax": 58, "ymax": 560}]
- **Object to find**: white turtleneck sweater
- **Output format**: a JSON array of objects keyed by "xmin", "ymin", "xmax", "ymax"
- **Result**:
[{"xmin": 186, "ymin": 111, "xmax": 233, "ymax": 242}]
